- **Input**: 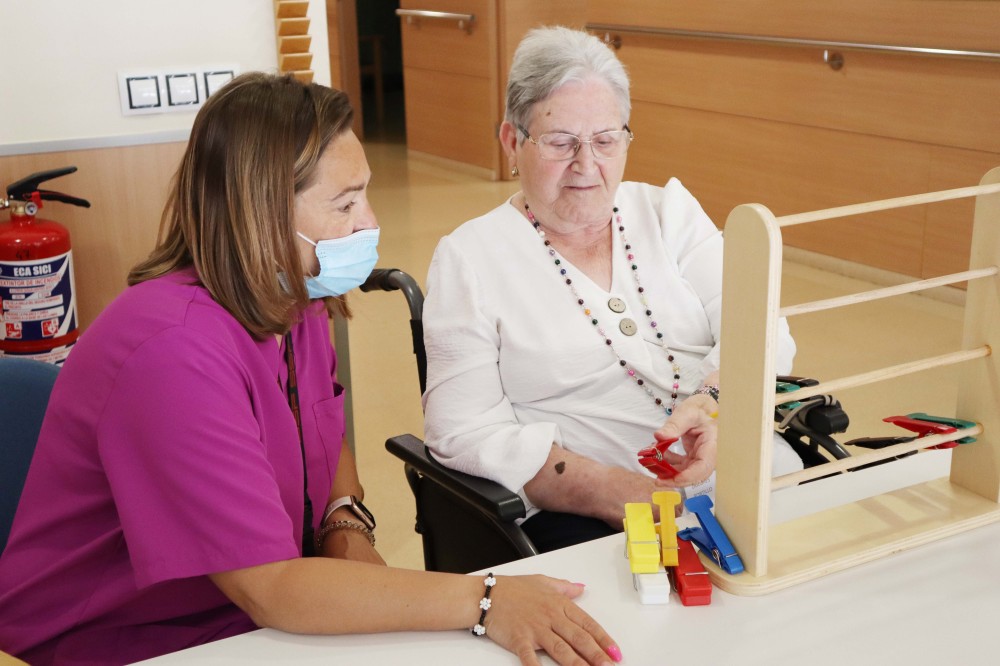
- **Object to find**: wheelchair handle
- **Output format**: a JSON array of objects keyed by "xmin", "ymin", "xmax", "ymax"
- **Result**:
[{"xmin": 361, "ymin": 268, "xmax": 425, "ymax": 322}]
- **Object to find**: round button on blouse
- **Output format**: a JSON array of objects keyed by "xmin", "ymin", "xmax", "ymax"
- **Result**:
[
  {"xmin": 619, "ymin": 318, "xmax": 637, "ymax": 336},
  {"xmin": 608, "ymin": 297, "xmax": 626, "ymax": 313}
]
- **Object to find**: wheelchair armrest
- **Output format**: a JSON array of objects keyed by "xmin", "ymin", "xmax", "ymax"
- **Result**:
[{"xmin": 385, "ymin": 434, "xmax": 527, "ymax": 523}]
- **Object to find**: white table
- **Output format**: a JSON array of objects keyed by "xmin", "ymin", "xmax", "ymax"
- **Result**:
[{"xmin": 138, "ymin": 513, "xmax": 1000, "ymax": 665}]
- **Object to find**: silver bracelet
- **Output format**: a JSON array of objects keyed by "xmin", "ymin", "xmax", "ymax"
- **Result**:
[
  {"xmin": 314, "ymin": 520, "xmax": 375, "ymax": 552},
  {"xmin": 693, "ymin": 384, "xmax": 720, "ymax": 403}
]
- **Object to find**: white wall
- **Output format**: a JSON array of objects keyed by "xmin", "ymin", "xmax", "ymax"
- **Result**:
[{"xmin": 0, "ymin": 0, "xmax": 331, "ymax": 154}]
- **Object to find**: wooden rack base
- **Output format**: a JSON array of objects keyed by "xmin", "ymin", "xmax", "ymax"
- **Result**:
[{"xmin": 707, "ymin": 478, "xmax": 1000, "ymax": 595}]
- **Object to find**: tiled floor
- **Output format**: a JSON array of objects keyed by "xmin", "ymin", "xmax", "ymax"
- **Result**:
[{"xmin": 347, "ymin": 139, "xmax": 966, "ymax": 572}]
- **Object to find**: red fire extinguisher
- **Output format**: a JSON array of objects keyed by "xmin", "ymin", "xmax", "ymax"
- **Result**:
[{"xmin": 0, "ymin": 166, "xmax": 90, "ymax": 365}]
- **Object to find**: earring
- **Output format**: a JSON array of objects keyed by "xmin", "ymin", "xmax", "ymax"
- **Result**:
[{"xmin": 511, "ymin": 166, "xmax": 519, "ymax": 177}]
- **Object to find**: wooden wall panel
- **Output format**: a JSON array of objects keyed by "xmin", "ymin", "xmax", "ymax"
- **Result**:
[
  {"xmin": 625, "ymin": 101, "xmax": 930, "ymax": 276},
  {"xmin": 1, "ymin": 143, "xmax": 185, "ymax": 330},
  {"xmin": 620, "ymin": 34, "xmax": 1000, "ymax": 153},
  {"xmin": 922, "ymin": 147, "xmax": 1000, "ymax": 279},
  {"xmin": 403, "ymin": 68, "xmax": 497, "ymax": 170},
  {"xmin": 588, "ymin": 0, "xmax": 1000, "ymax": 51},
  {"xmin": 589, "ymin": 0, "xmax": 1000, "ymax": 280}
]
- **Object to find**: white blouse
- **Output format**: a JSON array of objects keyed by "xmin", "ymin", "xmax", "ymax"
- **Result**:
[{"xmin": 422, "ymin": 179, "xmax": 796, "ymax": 506}]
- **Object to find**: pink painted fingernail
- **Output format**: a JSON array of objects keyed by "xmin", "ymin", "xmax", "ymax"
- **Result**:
[
  {"xmin": 606, "ymin": 644, "xmax": 622, "ymax": 662},
  {"xmin": 573, "ymin": 582, "xmax": 586, "ymax": 588}
]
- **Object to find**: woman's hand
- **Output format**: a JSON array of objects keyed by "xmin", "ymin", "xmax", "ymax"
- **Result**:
[
  {"xmin": 486, "ymin": 575, "xmax": 621, "ymax": 666},
  {"xmin": 651, "ymin": 394, "xmax": 718, "ymax": 487}
]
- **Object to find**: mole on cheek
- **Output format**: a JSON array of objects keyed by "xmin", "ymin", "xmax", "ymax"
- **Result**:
[{"xmin": 555, "ymin": 461, "xmax": 566, "ymax": 474}]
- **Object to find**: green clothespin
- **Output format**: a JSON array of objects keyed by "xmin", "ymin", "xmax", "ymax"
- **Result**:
[
  {"xmin": 907, "ymin": 412, "xmax": 977, "ymax": 444},
  {"xmin": 776, "ymin": 381, "xmax": 801, "ymax": 409}
]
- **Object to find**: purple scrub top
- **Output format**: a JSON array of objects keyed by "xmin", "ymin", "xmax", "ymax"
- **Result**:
[{"xmin": 0, "ymin": 267, "xmax": 346, "ymax": 664}]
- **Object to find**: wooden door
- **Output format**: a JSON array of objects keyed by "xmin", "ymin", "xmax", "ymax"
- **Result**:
[
  {"xmin": 327, "ymin": 0, "xmax": 364, "ymax": 138},
  {"xmin": 398, "ymin": 0, "xmax": 502, "ymax": 178}
]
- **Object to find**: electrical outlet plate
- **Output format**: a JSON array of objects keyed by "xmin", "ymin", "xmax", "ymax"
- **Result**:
[{"xmin": 118, "ymin": 64, "xmax": 240, "ymax": 117}]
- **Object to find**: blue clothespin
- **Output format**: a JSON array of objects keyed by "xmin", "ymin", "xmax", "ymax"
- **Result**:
[{"xmin": 677, "ymin": 495, "xmax": 744, "ymax": 575}]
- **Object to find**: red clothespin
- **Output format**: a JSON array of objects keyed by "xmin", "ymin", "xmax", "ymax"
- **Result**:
[
  {"xmin": 638, "ymin": 436, "xmax": 680, "ymax": 479},
  {"xmin": 883, "ymin": 415, "xmax": 958, "ymax": 449},
  {"xmin": 670, "ymin": 538, "xmax": 712, "ymax": 606}
]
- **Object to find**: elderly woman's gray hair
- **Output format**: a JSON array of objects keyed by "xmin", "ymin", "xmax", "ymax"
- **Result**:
[{"xmin": 504, "ymin": 26, "xmax": 631, "ymax": 141}]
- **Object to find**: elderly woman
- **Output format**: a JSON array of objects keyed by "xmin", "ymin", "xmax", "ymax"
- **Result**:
[
  {"xmin": 423, "ymin": 27, "xmax": 801, "ymax": 553},
  {"xmin": 0, "ymin": 73, "xmax": 620, "ymax": 666}
]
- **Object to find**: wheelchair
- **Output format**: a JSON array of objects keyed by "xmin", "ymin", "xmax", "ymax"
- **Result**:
[{"xmin": 363, "ymin": 269, "xmax": 538, "ymax": 574}]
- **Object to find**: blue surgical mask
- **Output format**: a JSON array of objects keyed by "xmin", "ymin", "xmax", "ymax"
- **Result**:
[{"xmin": 297, "ymin": 227, "xmax": 380, "ymax": 298}]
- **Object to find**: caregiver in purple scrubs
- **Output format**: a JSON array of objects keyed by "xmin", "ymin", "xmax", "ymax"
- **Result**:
[{"xmin": 0, "ymin": 72, "xmax": 620, "ymax": 666}]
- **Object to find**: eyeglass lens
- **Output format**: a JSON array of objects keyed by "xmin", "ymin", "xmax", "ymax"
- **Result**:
[{"xmin": 538, "ymin": 130, "xmax": 631, "ymax": 160}]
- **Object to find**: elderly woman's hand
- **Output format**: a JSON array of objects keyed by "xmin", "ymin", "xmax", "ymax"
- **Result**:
[{"xmin": 650, "ymin": 394, "xmax": 718, "ymax": 487}]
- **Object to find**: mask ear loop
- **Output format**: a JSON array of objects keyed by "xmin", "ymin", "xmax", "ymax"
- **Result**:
[
  {"xmin": 292, "ymin": 231, "xmax": 324, "ymax": 281},
  {"xmin": 281, "ymin": 233, "xmax": 317, "ymax": 292}
]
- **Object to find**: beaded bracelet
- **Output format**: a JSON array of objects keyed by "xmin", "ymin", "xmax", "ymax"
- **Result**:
[
  {"xmin": 314, "ymin": 520, "xmax": 375, "ymax": 553},
  {"xmin": 693, "ymin": 384, "xmax": 720, "ymax": 403},
  {"xmin": 471, "ymin": 574, "xmax": 497, "ymax": 636}
]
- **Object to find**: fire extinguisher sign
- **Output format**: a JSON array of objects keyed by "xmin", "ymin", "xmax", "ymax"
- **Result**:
[{"xmin": 0, "ymin": 250, "xmax": 78, "ymax": 364}]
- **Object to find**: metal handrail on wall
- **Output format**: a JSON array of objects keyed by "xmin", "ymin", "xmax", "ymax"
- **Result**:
[
  {"xmin": 397, "ymin": 9, "xmax": 476, "ymax": 33},
  {"xmin": 586, "ymin": 23, "xmax": 1000, "ymax": 70}
]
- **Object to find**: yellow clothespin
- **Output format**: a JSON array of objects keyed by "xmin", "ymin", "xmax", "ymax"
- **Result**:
[
  {"xmin": 624, "ymin": 503, "xmax": 661, "ymax": 574},
  {"xmin": 652, "ymin": 490, "xmax": 681, "ymax": 567}
]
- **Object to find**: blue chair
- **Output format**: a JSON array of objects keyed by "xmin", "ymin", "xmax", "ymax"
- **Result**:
[{"xmin": 0, "ymin": 357, "xmax": 60, "ymax": 552}]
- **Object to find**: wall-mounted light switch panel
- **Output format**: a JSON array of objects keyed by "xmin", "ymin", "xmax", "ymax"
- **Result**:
[{"xmin": 118, "ymin": 64, "xmax": 239, "ymax": 117}]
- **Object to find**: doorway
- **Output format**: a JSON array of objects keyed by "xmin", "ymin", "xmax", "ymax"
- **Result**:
[{"xmin": 356, "ymin": 1, "xmax": 405, "ymax": 144}]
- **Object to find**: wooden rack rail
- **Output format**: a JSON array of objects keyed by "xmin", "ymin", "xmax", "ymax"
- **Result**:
[{"xmin": 710, "ymin": 166, "xmax": 1000, "ymax": 595}]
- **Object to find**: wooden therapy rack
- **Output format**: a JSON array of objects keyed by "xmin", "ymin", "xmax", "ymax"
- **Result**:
[{"xmin": 710, "ymin": 166, "xmax": 1000, "ymax": 595}]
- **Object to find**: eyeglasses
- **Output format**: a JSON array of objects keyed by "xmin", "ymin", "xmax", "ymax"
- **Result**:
[{"xmin": 518, "ymin": 125, "xmax": 634, "ymax": 161}]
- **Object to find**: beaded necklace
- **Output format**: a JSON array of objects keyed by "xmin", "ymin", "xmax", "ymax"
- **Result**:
[{"xmin": 524, "ymin": 202, "xmax": 682, "ymax": 415}]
